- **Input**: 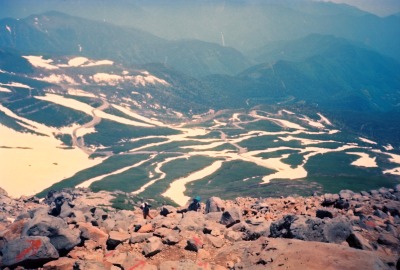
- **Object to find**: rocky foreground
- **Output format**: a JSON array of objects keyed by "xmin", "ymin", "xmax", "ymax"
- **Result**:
[{"xmin": 0, "ymin": 185, "xmax": 399, "ymax": 270}]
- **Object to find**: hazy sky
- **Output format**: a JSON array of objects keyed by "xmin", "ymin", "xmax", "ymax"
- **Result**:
[{"xmin": 316, "ymin": 0, "xmax": 400, "ymax": 16}]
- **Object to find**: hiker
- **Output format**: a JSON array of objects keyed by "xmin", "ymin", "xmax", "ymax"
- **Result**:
[
  {"xmin": 140, "ymin": 202, "xmax": 153, "ymax": 219},
  {"xmin": 178, "ymin": 196, "xmax": 202, "ymax": 213},
  {"xmin": 188, "ymin": 196, "xmax": 201, "ymax": 212}
]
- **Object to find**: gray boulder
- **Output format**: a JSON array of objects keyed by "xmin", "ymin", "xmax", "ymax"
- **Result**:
[
  {"xmin": 178, "ymin": 211, "xmax": 205, "ymax": 231},
  {"xmin": 339, "ymin": 189, "xmax": 355, "ymax": 200},
  {"xmin": 205, "ymin": 197, "xmax": 225, "ymax": 213},
  {"xmin": 142, "ymin": 236, "xmax": 163, "ymax": 257},
  {"xmin": 270, "ymin": 215, "xmax": 352, "ymax": 244},
  {"xmin": 207, "ymin": 235, "xmax": 225, "ymax": 248},
  {"xmin": 383, "ymin": 201, "xmax": 400, "ymax": 216},
  {"xmin": 107, "ymin": 231, "xmax": 130, "ymax": 250},
  {"xmin": 220, "ymin": 206, "xmax": 242, "ymax": 227},
  {"xmin": 163, "ymin": 230, "xmax": 182, "ymax": 245},
  {"xmin": 130, "ymin": 232, "xmax": 153, "ymax": 244},
  {"xmin": 322, "ymin": 193, "xmax": 339, "ymax": 206},
  {"xmin": 22, "ymin": 212, "xmax": 81, "ymax": 253},
  {"xmin": 2, "ymin": 236, "xmax": 59, "ymax": 267}
]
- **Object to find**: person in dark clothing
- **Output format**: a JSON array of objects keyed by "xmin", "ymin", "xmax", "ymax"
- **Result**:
[
  {"xmin": 140, "ymin": 202, "xmax": 153, "ymax": 219},
  {"xmin": 178, "ymin": 196, "xmax": 201, "ymax": 213},
  {"xmin": 188, "ymin": 196, "xmax": 201, "ymax": 212}
]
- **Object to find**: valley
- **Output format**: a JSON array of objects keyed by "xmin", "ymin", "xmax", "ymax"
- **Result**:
[{"xmin": 2, "ymin": 88, "xmax": 400, "ymax": 205}]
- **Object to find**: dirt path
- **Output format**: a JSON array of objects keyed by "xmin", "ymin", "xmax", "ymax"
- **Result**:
[{"xmin": 72, "ymin": 99, "xmax": 110, "ymax": 155}]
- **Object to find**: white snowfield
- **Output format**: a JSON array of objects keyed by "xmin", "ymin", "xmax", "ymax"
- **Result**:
[
  {"xmin": 23, "ymin": 55, "xmax": 59, "ymax": 70},
  {"xmin": 0, "ymin": 82, "xmax": 32, "ymax": 89},
  {"xmin": 92, "ymin": 72, "xmax": 169, "ymax": 87},
  {"xmin": 1, "ymin": 93, "xmax": 399, "ymax": 203}
]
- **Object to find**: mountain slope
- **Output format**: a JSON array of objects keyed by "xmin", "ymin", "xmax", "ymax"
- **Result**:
[{"xmin": 0, "ymin": 12, "xmax": 250, "ymax": 77}]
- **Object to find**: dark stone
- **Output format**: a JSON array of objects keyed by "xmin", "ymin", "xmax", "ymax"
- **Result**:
[
  {"xmin": 270, "ymin": 215, "xmax": 352, "ymax": 244},
  {"xmin": 334, "ymin": 199, "xmax": 350, "ymax": 210},
  {"xmin": 373, "ymin": 209, "xmax": 388, "ymax": 219},
  {"xmin": 186, "ymin": 235, "xmax": 203, "ymax": 252},
  {"xmin": 383, "ymin": 201, "xmax": 400, "ymax": 216},
  {"xmin": 377, "ymin": 233, "xmax": 398, "ymax": 247},
  {"xmin": 159, "ymin": 205, "xmax": 176, "ymax": 217},
  {"xmin": 316, "ymin": 209, "xmax": 334, "ymax": 219},
  {"xmin": 346, "ymin": 232, "xmax": 373, "ymax": 250},
  {"xmin": 322, "ymin": 194, "xmax": 339, "ymax": 206}
]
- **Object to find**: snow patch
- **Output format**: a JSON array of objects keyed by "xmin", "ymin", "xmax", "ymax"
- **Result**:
[
  {"xmin": 0, "ymin": 82, "xmax": 32, "ymax": 89},
  {"xmin": 67, "ymin": 88, "xmax": 96, "ymax": 98},
  {"xmin": 317, "ymin": 113, "xmax": 332, "ymax": 126},
  {"xmin": 347, "ymin": 152, "xmax": 378, "ymax": 168},
  {"xmin": 0, "ymin": 86, "xmax": 11, "ymax": 92},
  {"xmin": 68, "ymin": 57, "xmax": 89, "ymax": 67},
  {"xmin": 23, "ymin": 56, "xmax": 59, "ymax": 70},
  {"xmin": 92, "ymin": 73, "xmax": 123, "ymax": 86},
  {"xmin": 359, "ymin": 137, "xmax": 377, "ymax": 145},
  {"xmin": 83, "ymin": 60, "xmax": 113, "ymax": 67},
  {"xmin": 383, "ymin": 144, "xmax": 394, "ymax": 151},
  {"xmin": 35, "ymin": 74, "xmax": 77, "ymax": 85}
]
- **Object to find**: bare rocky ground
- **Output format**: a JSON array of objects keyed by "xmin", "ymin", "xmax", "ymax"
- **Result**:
[{"xmin": 0, "ymin": 185, "xmax": 399, "ymax": 270}]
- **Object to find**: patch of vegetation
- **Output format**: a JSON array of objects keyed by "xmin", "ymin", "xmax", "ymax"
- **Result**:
[
  {"xmin": 55, "ymin": 134, "xmax": 73, "ymax": 147},
  {"xmin": 110, "ymin": 193, "xmax": 136, "ymax": 210},
  {"xmin": 187, "ymin": 160, "xmax": 276, "ymax": 200},
  {"xmin": 84, "ymin": 119, "xmax": 180, "ymax": 146},
  {"xmin": 36, "ymin": 154, "xmax": 151, "ymax": 197},
  {"xmin": 104, "ymin": 137, "xmax": 168, "ymax": 154},
  {"xmin": 241, "ymin": 120, "xmax": 283, "ymax": 132},
  {"xmin": 139, "ymin": 155, "xmax": 218, "ymax": 203},
  {"xmin": 282, "ymin": 152, "xmax": 305, "ymax": 168},
  {"xmin": 304, "ymin": 152, "xmax": 399, "ymax": 193},
  {"xmin": 238, "ymin": 135, "xmax": 302, "ymax": 151}
]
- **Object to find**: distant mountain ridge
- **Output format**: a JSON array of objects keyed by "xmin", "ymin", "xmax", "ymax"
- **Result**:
[{"xmin": 0, "ymin": 11, "xmax": 250, "ymax": 78}]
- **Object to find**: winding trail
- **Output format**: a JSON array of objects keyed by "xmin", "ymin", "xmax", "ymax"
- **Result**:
[{"xmin": 72, "ymin": 99, "xmax": 109, "ymax": 155}]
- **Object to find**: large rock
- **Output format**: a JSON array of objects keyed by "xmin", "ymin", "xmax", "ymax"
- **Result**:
[
  {"xmin": 220, "ymin": 206, "xmax": 242, "ymax": 227},
  {"xmin": 215, "ymin": 237, "xmax": 390, "ymax": 270},
  {"xmin": 205, "ymin": 197, "xmax": 226, "ymax": 213},
  {"xmin": 206, "ymin": 235, "xmax": 224, "ymax": 248},
  {"xmin": 137, "ymin": 223, "xmax": 154, "ymax": 233},
  {"xmin": 78, "ymin": 222, "xmax": 108, "ymax": 249},
  {"xmin": 186, "ymin": 235, "xmax": 204, "ymax": 252},
  {"xmin": 178, "ymin": 211, "xmax": 205, "ymax": 231},
  {"xmin": 22, "ymin": 213, "xmax": 81, "ymax": 253},
  {"xmin": 163, "ymin": 230, "xmax": 182, "ymax": 245},
  {"xmin": 2, "ymin": 236, "xmax": 59, "ymax": 268},
  {"xmin": 142, "ymin": 236, "xmax": 163, "ymax": 257},
  {"xmin": 130, "ymin": 232, "xmax": 153, "ymax": 244},
  {"xmin": 347, "ymin": 232, "xmax": 374, "ymax": 250},
  {"xmin": 107, "ymin": 231, "xmax": 130, "ymax": 250},
  {"xmin": 322, "ymin": 193, "xmax": 339, "ymax": 206},
  {"xmin": 383, "ymin": 201, "xmax": 400, "ymax": 216},
  {"xmin": 270, "ymin": 215, "xmax": 352, "ymax": 244}
]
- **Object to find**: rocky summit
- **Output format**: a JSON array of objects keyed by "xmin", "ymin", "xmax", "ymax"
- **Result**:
[{"xmin": 0, "ymin": 185, "xmax": 399, "ymax": 270}]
